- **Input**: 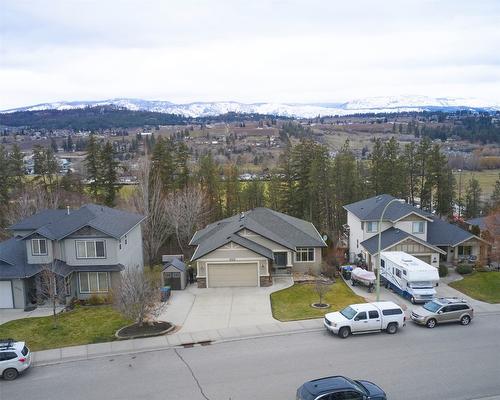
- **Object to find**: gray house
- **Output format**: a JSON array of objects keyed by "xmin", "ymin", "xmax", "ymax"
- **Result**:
[
  {"xmin": 0, "ymin": 204, "xmax": 144, "ymax": 309},
  {"xmin": 189, "ymin": 208, "xmax": 327, "ymax": 288}
]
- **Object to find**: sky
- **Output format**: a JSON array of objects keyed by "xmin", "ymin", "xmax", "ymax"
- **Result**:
[{"xmin": 1, "ymin": 0, "xmax": 500, "ymax": 109}]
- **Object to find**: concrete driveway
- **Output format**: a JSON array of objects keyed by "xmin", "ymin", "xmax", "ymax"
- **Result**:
[
  {"xmin": 160, "ymin": 277, "xmax": 293, "ymax": 333},
  {"xmin": 0, "ymin": 306, "xmax": 65, "ymax": 325}
]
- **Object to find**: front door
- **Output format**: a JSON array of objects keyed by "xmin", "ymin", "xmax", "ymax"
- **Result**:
[{"xmin": 273, "ymin": 252, "xmax": 287, "ymax": 267}]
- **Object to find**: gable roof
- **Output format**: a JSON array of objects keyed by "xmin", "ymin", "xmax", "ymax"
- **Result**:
[
  {"xmin": 190, "ymin": 208, "xmax": 326, "ymax": 261},
  {"xmin": 344, "ymin": 194, "xmax": 432, "ymax": 222},
  {"xmin": 360, "ymin": 227, "xmax": 446, "ymax": 255},
  {"xmin": 11, "ymin": 204, "xmax": 145, "ymax": 241},
  {"xmin": 427, "ymin": 215, "xmax": 483, "ymax": 247},
  {"xmin": 163, "ymin": 257, "xmax": 186, "ymax": 272}
]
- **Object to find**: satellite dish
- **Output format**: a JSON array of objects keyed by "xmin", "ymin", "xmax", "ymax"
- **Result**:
[{"xmin": 322, "ymin": 234, "xmax": 328, "ymax": 241}]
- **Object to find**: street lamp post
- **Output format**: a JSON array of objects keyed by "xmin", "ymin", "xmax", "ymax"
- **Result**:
[{"xmin": 376, "ymin": 198, "xmax": 404, "ymax": 301}]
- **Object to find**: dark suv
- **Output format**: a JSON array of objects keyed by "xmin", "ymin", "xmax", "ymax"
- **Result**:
[
  {"xmin": 410, "ymin": 297, "xmax": 473, "ymax": 328},
  {"xmin": 297, "ymin": 376, "xmax": 386, "ymax": 400}
]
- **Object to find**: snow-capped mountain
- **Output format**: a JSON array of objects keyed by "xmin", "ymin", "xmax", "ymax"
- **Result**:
[{"xmin": 3, "ymin": 95, "xmax": 499, "ymax": 118}]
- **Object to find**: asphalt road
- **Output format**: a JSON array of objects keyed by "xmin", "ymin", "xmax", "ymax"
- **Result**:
[{"xmin": 2, "ymin": 314, "xmax": 500, "ymax": 400}]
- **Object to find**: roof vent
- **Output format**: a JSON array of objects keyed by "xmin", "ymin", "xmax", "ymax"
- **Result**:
[{"xmin": 239, "ymin": 212, "xmax": 245, "ymax": 221}]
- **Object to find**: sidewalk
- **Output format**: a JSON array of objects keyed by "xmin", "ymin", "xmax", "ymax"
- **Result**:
[{"xmin": 31, "ymin": 318, "xmax": 324, "ymax": 367}]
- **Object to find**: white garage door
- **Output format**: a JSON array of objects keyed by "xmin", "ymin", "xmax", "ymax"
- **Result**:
[
  {"xmin": 207, "ymin": 263, "xmax": 258, "ymax": 288},
  {"xmin": 0, "ymin": 281, "xmax": 14, "ymax": 308},
  {"xmin": 415, "ymin": 255, "xmax": 432, "ymax": 265}
]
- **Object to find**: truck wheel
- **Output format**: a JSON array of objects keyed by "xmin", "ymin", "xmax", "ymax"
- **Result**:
[
  {"xmin": 386, "ymin": 322, "xmax": 398, "ymax": 334},
  {"xmin": 338, "ymin": 327, "xmax": 350, "ymax": 339},
  {"xmin": 3, "ymin": 368, "xmax": 18, "ymax": 380},
  {"xmin": 426, "ymin": 318, "xmax": 437, "ymax": 329},
  {"xmin": 460, "ymin": 315, "xmax": 471, "ymax": 326}
]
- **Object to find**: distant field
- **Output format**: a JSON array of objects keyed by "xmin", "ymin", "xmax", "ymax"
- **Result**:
[{"xmin": 453, "ymin": 169, "xmax": 499, "ymax": 198}]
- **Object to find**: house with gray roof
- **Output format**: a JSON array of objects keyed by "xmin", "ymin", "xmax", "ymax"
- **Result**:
[
  {"xmin": 0, "ymin": 204, "xmax": 144, "ymax": 309},
  {"xmin": 344, "ymin": 194, "xmax": 489, "ymax": 270},
  {"xmin": 189, "ymin": 208, "xmax": 327, "ymax": 288}
]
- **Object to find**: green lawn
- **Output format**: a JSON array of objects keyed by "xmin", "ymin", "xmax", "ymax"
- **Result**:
[
  {"xmin": 270, "ymin": 280, "xmax": 365, "ymax": 321},
  {"xmin": 449, "ymin": 272, "xmax": 500, "ymax": 303},
  {"xmin": 0, "ymin": 306, "xmax": 131, "ymax": 351}
]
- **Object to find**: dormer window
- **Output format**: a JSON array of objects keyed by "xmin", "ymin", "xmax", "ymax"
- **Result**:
[
  {"xmin": 412, "ymin": 221, "xmax": 425, "ymax": 234},
  {"xmin": 31, "ymin": 239, "xmax": 47, "ymax": 256},
  {"xmin": 366, "ymin": 221, "xmax": 379, "ymax": 233}
]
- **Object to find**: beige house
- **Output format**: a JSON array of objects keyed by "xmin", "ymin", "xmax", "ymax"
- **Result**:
[
  {"xmin": 189, "ymin": 208, "xmax": 327, "ymax": 288},
  {"xmin": 344, "ymin": 194, "xmax": 489, "ymax": 270}
]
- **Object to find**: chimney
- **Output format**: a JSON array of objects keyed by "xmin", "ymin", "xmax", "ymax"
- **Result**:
[{"xmin": 66, "ymin": 205, "xmax": 70, "ymax": 215}]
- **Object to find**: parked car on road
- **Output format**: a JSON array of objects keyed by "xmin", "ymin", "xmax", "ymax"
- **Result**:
[
  {"xmin": 296, "ymin": 375, "xmax": 387, "ymax": 400},
  {"xmin": 0, "ymin": 339, "xmax": 31, "ymax": 380},
  {"xmin": 410, "ymin": 297, "xmax": 473, "ymax": 328},
  {"xmin": 324, "ymin": 301, "xmax": 405, "ymax": 338}
]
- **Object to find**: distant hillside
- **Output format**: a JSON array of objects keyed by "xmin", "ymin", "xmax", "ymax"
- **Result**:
[
  {"xmin": 3, "ymin": 95, "xmax": 500, "ymax": 119},
  {"xmin": 0, "ymin": 106, "xmax": 283, "ymax": 130}
]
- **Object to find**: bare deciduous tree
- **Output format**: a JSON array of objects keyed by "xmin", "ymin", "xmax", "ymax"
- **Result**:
[
  {"xmin": 131, "ymin": 159, "xmax": 172, "ymax": 266},
  {"xmin": 165, "ymin": 185, "xmax": 207, "ymax": 255},
  {"xmin": 115, "ymin": 267, "xmax": 167, "ymax": 326},
  {"xmin": 36, "ymin": 262, "xmax": 65, "ymax": 328},
  {"xmin": 314, "ymin": 278, "xmax": 331, "ymax": 307}
]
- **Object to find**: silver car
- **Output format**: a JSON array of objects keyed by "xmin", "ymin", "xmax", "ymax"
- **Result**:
[
  {"xmin": 0, "ymin": 339, "xmax": 32, "ymax": 380},
  {"xmin": 410, "ymin": 297, "xmax": 473, "ymax": 328}
]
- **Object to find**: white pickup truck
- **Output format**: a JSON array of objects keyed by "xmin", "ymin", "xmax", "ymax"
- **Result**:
[{"xmin": 324, "ymin": 301, "xmax": 406, "ymax": 338}]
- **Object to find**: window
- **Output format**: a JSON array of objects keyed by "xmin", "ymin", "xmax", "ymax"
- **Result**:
[
  {"xmin": 31, "ymin": 238, "xmax": 47, "ymax": 256},
  {"xmin": 79, "ymin": 272, "xmax": 109, "ymax": 293},
  {"xmin": 125, "ymin": 235, "xmax": 128, "ymax": 245},
  {"xmin": 76, "ymin": 240, "xmax": 106, "ymax": 258},
  {"xmin": 381, "ymin": 259, "xmax": 385, "ymax": 268},
  {"xmin": 395, "ymin": 269, "xmax": 402, "ymax": 278},
  {"xmin": 355, "ymin": 312, "xmax": 367, "ymax": 321},
  {"xmin": 0, "ymin": 352, "xmax": 17, "ymax": 361},
  {"xmin": 412, "ymin": 221, "xmax": 425, "ymax": 234},
  {"xmin": 458, "ymin": 246, "xmax": 472, "ymax": 256},
  {"xmin": 366, "ymin": 221, "xmax": 378, "ymax": 233},
  {"xmin": 382, "ymin": 308, "xmax": 403, "ymax": 316},
  {"xmin": 295, "ymin": 248, "xmax": 314, "ymax": 262},
  {"xmin": 274, "ymin": 252, "xmax": 287, "ymax": 266},
  {"xmin": 368, "ymin": 310, "xmax": 379, "ymax": 319},
  {"xmin": 329, "ymin": 391, "xmax": 364, "ymax": 400}
]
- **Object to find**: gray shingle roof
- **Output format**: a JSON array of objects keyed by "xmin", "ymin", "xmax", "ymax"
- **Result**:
[
  {"xmin": 163, "ymin": 257, "xmax": 186, "ymax": 272},
  {"xmin": 12, "ymin": 204, "xmax": 145, "ymax": 240},
  {"xmin": 190, "ymin": 208, "xmax": 326, "ymax": 261},
  {"xmin": 360, "ymin": 227, "xmax": 445, "ymax": 255},
  {"xmin": 344, "ymin": 194, "xmax": 432, "ymax": 222},
  {"xmin": 427, "ymin": 216, "xmax": 475, "ymax": 246}
]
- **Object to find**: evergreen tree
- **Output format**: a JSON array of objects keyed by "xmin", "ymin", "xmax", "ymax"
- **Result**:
[
  {"xmin": 369, "ymin": 138, "xmax": 384, "ymax": 195},
  {"xmin": 224, "ymin": 164, "xmax": 240, "ymax": 216},
  {"xmin": 402, "ymin": 142, "xmax": 419, "ymax": 205},
  {"xmin": 381, "ymin": 137, "xmax": 404, "ymax": 197},
  {"xmin": 198, "ymin": 152, "xmax": 223, "ymax": 221},
  {"xmin": 0, "ymin": 146, "xmax": 10, "ymax": 225},
  {"xmin": 100, "ymin": 141, "xmax": 119, "ymax": 206},
  {"xmin": 416, "ymin": 137, "xmax": 433, "ymax": 211},
  {"xmin": 85, "ymin": 134, "xmax": 101, "ymax": 200},
  {"xmin": 491, "ymin": 173, "xmax": 500, "ymax": 209},
  {"xmin": 175, "ymin": 142, "xmax": 190, "ymax": 189},
  {"xmin": 266, "ymin": 172, "xmax": 282, "ymax": 211},
  {"xmin": 277, "ymin": 144, "xmax": 296, "ymax": 215},
  {"xmin": 464, "ymin": 177, "xmax": 482, "ymax": 218},
  {"xmin": 241, "ymin": 179, "xmax": 265, "ymax": 210},
  {"xmin": 9, "ymin": 144, "xmax": 25, "ymax": 188}
]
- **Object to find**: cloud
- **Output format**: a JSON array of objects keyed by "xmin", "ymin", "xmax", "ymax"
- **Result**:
[{"xmin": 1, "ymin": 0, "xmax": 500, "ymax": 108}]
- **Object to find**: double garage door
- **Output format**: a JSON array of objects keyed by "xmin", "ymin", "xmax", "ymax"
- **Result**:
[
  {"xmin": 207, "ymin": 263, "xmax": 258, "ymax": 288},
  {"xmin": 0, "ymin": 281, "xmax": 14, "ymax": 308}
]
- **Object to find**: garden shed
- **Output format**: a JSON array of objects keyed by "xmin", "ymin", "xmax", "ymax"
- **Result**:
[{"xmin": 162, "ymin": 255, "xmax": 187, "ymax": 290}]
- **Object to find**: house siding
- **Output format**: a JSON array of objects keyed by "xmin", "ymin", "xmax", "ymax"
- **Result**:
[
  {"xmin": 26, "ymin": 238, "xmax": 54, "ymax": 265},
  {"xmin": 64, "ymin": 237, "xmax": 118, "ymax": 266},
  {"xmin": 394, "ymin": 220, "xmax": 427, "ymax": 242},
  {"xmin": 292, "ymin": 247, "xmax": 323, "ymax": 274},
  {"xmin": 117, "ymin": 224, "xmax": 144, "ymax": 268}
]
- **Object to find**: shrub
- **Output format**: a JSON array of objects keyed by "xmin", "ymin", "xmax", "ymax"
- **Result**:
[
  {"xmin": 456, "ymin": 264, "xmax": 473, "ymax": 274},
  {"xmin": 438, "ymin": 264, "xmax": 449, "ymax": 277},
  {"xmin": 87, "ymin": 294, "xmax": 106, "ymax": 306},
  {"xmin": 475, "ymin": 266, "xmax": 489, "ymax": 273}
]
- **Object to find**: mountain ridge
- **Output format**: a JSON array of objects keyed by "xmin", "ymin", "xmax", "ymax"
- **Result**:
[{"xmin": 3, "ymin": 95, "xmax": 499, "ymax": 118}]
